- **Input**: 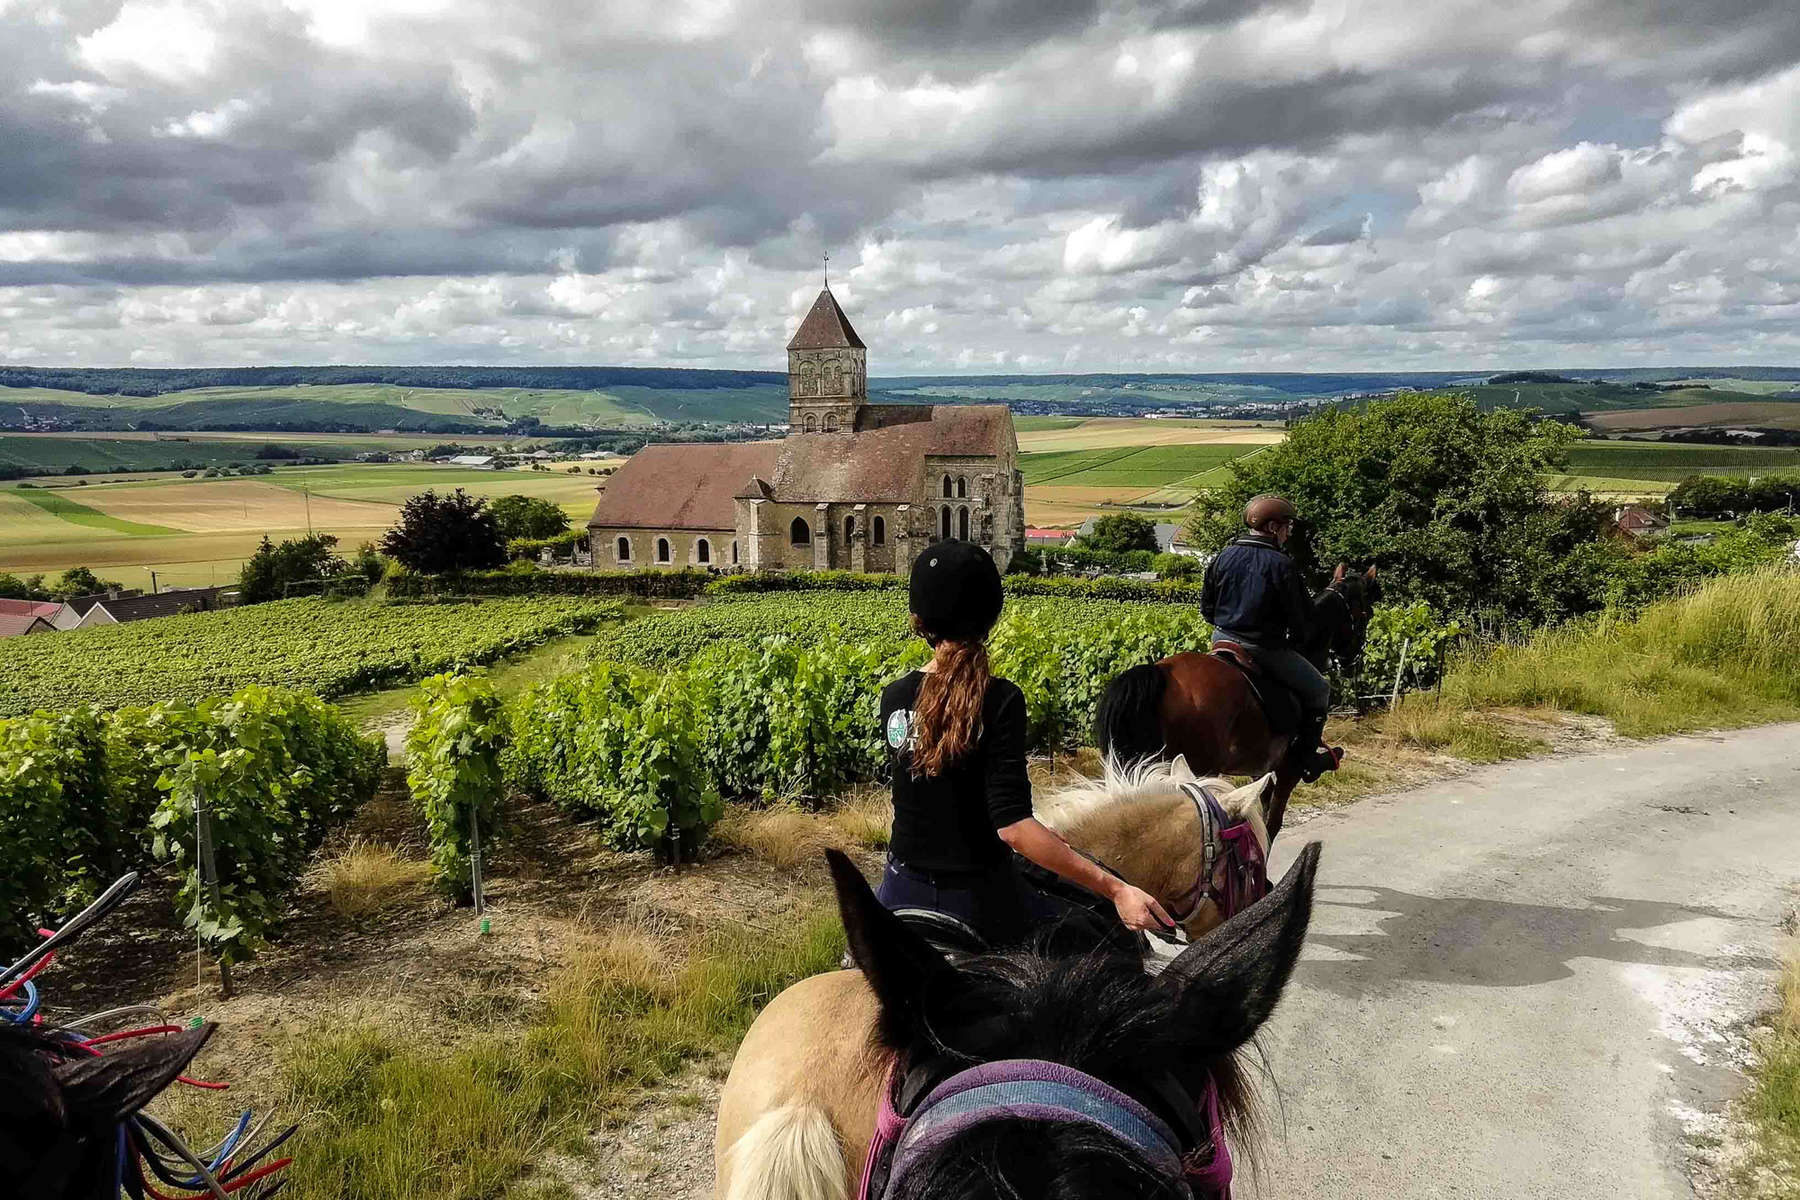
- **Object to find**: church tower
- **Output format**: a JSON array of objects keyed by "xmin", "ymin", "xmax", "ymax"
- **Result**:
[{"xmin": 786, "ymin": 287, "xmax": 866, "ymax": 434}]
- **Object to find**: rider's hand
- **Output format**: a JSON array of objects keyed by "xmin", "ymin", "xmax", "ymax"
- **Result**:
[
  {"xmin": 1110, "ymin": 883, "xmax": 1176, "ymax": 933},
  {"xmin": 1332, "ymin": 562, "xmax": 1347, "ymax": 584}
]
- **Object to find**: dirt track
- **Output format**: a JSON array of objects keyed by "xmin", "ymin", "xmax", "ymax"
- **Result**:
[{"xmin": 1247, "ymin": 723, "xmax": 1800, "ymax": 1199}]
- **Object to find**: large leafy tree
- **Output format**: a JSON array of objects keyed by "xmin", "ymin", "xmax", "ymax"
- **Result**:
[
  {"xmin": 487, "ymin": 493, "xmax": 571, "ymax": 541},
  {"xmin": 380, "ymin": 488, "xmax": 506, "ymax": 575},
  {"xmin": 238, "ymin": 534, "xmax": 348, "ymax": 603},
  {"xmin": 1185, "ymin": 392, "xmax": 1601, "ymax": 622},
  {"xmin": 51, "ymin": 566, "xmax": 122, "ymax": 596},
  {"xmin": 1079, "ymin": 512, "xmax": 1160, "ymax": 554}
]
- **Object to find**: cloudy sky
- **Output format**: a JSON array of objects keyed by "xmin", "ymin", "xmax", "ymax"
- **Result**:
[{"xmin": 2, "ymin": 0, "xmax": 1799, "ymax": 372}]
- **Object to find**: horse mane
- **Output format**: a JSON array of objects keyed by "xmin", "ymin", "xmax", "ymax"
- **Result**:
[
  {"xmin": 1034, "ymin": 757, "xmax": 1251, "ymax": 834},
  {"xmin": 901, "ymin": 943, "xmax": 1263, "ymax": 1196}
]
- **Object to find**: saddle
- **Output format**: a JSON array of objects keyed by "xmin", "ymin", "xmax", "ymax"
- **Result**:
[{"xmin": 1210, "ymin": 640, "xmax": 1302, "ymax": 734}]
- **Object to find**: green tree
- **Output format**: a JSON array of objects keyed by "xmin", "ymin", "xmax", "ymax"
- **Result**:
[
  {"xmin": 1185, "ymin": 392, "xmax": 1592, "ymax": 622},
  {"xmin": 0, "ymin": 573, "xmax": 49, "ymax": 600},
  {"xmin": 487, "ymin": 493, "xmax": 571, "ymax": 541},
  {"xmin": 380, "ymin": 488, "xmax": 507, "ymax": 575},
  {"xmin": 1080, "ymin": 512, "xmax": 1160, "ymax": 554},
  {"xmin": 50, "ymin": 566, "xmax": 121, "ymax": 596},
  {"xmin": 238, "ymin": 534, "xmax": 348, "ymax": 603}
]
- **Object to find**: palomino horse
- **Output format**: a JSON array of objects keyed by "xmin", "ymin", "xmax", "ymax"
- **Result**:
[
  {"xmin": 717, "ymin": 843, "xmax": 1319, "ymax": 1200},
  {"xmin": 1095, "ymin": 565, "xmax": 1380, "ymax": 844},
  {"xmin": 715, "ymin": 761, "xmax": 1301, "ymax": 1200}
]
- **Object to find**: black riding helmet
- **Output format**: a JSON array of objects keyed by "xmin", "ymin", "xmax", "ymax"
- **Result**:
[{"xmin": 909, "ymin": 541, "xmax": 1004, "ymax": 642}]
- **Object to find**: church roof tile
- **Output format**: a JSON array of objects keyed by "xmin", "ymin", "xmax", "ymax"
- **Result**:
[
  {"xmin": 587, "ymin": 441, "xmax": 782, "ymax": 530},
  {"xmin": 786, "ymin": 288, "xmax": 866, "ymax": 350}
]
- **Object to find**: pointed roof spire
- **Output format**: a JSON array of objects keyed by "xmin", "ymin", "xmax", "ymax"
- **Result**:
[{"xmin": 787, "ymin": 286, "xmax": 865, "ymax": 350}]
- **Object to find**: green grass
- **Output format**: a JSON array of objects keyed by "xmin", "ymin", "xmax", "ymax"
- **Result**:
[
  {"xmin": 10, "ymin": 486, "xmax": 178, "ymax": 535},
  {"xmin": 1747, "ymin": 952, "xmax": 1800, "ymax": 1185},
  {"xmin": 1563, "ymin": 441, "xmax": 1800, "ymax": 480},
  {"xmin": 1415, "ymin": 568, "xmax": 1800, "ymax": 737},
  {"xmin": 270, "ymin": 906, "xmax": 845, "ymax": 1200}
]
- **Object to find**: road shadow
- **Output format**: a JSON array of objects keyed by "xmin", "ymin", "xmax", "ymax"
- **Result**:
[{"xmin": 1300, "ymin": 885, "xmax": 1775, "ymax": 995}]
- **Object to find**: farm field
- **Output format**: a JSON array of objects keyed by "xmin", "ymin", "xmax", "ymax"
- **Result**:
[
  {"xmin": 1585, "ymin": 402, "xmax": 1800, "ymax": 432},
  {"xmin": 0, "ymin": 595, "xmax": 622, "ymax": 715},
  {"xmin": 1015, "ymin": 416, "xmax": 1284, "ymax": 452},
  {"xmin": 0, "ymin": 463, "xmax": 607, "ymax": 587},
  {"xmin": 1561, "ymin": 440, "xmax": 1800, "ymax": 480},
  {"xmin": 0, "ymin": 430, "xmax": 532, "ymax": 473}
]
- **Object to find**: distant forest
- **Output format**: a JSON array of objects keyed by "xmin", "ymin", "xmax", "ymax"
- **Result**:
[{"xmin": 0, "ymin": 365, "xmax": 785, "ymax": 398}]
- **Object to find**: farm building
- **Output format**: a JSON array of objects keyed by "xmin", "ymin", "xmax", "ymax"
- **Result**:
[
  {"xmin": 1614, "ymin": 504, "xmax": 1671, "ymax": 540},
  {"xmin": 73, "ymin": 586, "xmax": 239, "ymax": 627},
  {"xmin": 446, "ymin": 454, "xmax": 497, "ymax": 468},
  {"xmin": 587, "ymin": 287, "xmax": 1026, "ymax": 572}
]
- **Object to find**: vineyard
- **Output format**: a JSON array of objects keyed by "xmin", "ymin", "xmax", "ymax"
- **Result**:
[
  {"xmin": 0, "ymin": 686, "xmax": 383, "ymax": 960},
  {"xmin": 0, "ymin": 595, "xmax": 623, "ymax": 715}
]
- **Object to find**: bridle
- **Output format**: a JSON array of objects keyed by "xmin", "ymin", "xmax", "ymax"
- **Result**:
[
  {"xmin": 1164, "ymin": 782, "xmax": 1270, "ymax": 928},
  {"xmin": 858, "ymin": 1056, "xmax": 1234, "ymax": 1200}
]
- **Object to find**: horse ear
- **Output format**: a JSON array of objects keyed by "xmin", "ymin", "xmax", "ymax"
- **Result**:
[
  {"xmin": 1221, "ymin": 772, "xmax": 1277, "ymax": 823},
  {"xmin": 52, "ymin": 1024, "xmax": 215, "ymax": 1125},
  {"xmin": 825, "ymin": 850, "xmax": 952, "ymax": 1049},
  {"xmin": 1365, "ymin": 564, "xmax": 1377, "ymax": 579},
  {"xmin": 1168, "ymin": 754, "xmax": 1196, "ymax": 783},
  {"xmin": 1159, "ymin": 842, "xmax": 1320, "ymax": 1066}
]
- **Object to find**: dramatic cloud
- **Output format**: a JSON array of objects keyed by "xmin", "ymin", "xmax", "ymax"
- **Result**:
[{"xmin": 0, "ymin": 0, "xmax": 1797, "ymax": 368}]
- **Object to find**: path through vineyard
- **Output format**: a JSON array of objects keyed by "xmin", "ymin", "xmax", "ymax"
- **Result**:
[{"xmin": 636, "ymin": 724, "xmax": 1800, "ymax": 1200}]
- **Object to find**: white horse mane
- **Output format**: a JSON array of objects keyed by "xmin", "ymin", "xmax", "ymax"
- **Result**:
[{"xmin": 1036, "ymin": 755, "xmax": 1258, "ymax": 832}]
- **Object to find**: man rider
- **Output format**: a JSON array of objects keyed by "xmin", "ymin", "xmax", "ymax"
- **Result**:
[{"xmin": 1200, "ymin": 494, "xmax": 1343, "ymax": 781}]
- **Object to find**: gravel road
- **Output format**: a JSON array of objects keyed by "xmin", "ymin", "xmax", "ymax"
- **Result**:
[{"xmin": 1246, "ymin": 723, "xmax": 1800, "ymax": 1199}]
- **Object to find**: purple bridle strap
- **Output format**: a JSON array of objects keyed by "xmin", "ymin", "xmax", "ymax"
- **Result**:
[
  {"xmin": 1169, "ymin": 782, "xmax": 1269, "ymax": 926},
  {"xmin": 858, "ymin": 1058, "xmax": 1233, "ymax": 1199}
]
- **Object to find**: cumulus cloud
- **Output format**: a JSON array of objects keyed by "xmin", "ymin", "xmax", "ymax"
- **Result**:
[{"xmin": 0, "ymin": 0, "xmax": 1797, "ymax": 368}]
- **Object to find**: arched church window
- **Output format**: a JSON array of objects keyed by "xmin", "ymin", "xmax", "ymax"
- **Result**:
[
  {"xmin": 656, "ymin": 537, "xmax": 671, "ymax": 563},
  {"xmin": 956, "ymin": 477, "xmax": 968, "ymax": 498},
  {"xmin": 822, "ymin": 360, "xmax": 841, "ymax": 394},
  {"xmin": 873, "ymin": 516, "xmax": 885, "ymax": 545},
  {"xmin": 942, "ymin": 475, "xmax": 953, "ymax": 498},
  {"xmin": 731, "ymin": 540, "xmax": 740, "ymax": 565},
  {"xmin": 616, "ymin": 537, "xmax": 630, "ymax": 562},
  {"xmin": 958, "ymin": 507, "xmax": 970, "ymax": 541},
  {"xmin": 826, "ymin": 412, "xmax": 840, "ymax": 431},
  {"xmin": 798, "ymin": 360, "xmax": 817, "ymax": 396},
  {"xmin": 940, "ymin": 507, "xmax": 952, "ymax": 541},
  {"xmin": 790, "ymin": 517, "xmax": 811, "ymax": 546},
  {"xmin": 845, "ymin": 515, "xmax": 856, "ymax": 540},
  {"xmin": 696, "ymin": 538, "xmax": 710, "ymax": 564}
]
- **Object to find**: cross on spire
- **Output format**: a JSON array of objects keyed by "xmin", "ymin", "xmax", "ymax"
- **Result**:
[{"xmin": 823, "ymin": 251, "xmax": 829, "ymax": 288}]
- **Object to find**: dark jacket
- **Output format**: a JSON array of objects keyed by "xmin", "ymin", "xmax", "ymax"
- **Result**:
[{"xmin": 1201, "ymin": 533, "xmax": 1313, "ymax": 648}]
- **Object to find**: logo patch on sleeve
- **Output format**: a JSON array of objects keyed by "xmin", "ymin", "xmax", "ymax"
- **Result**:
[{"xmin": 886, "ymin": 708, "xmax": 914, "ymax": 751}]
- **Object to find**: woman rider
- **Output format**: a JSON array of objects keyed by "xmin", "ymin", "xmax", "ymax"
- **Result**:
[{"xmin": 876, "ymin": 540, "xmax": 1174, "ymax": 946}]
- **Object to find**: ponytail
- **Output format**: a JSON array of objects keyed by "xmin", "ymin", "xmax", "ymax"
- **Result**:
[{"xmin": 909, "ymin": 635, "xmax": 990, "ymax": 778}]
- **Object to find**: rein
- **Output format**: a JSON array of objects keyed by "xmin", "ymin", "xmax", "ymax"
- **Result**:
[
  {"xmin": 859, "ymin": 1057, "xmax": 1233, "ymax": 1200},
  {"xmin": 1166, "ymin": 782, "xmax": 1270, "ymax": 927}
]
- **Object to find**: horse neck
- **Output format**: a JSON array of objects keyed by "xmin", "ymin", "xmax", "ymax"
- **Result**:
[{"xmin": 1055, "ymin": 791, "xmax": 1206, "ymax": 910}]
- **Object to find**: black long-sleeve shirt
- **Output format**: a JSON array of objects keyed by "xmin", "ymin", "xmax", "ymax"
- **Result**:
[
  {"xmin": 1201, "ymin": 532, "xmax": 1313, "ymax": 648},
  {"xmin": 880, "ymin": 671, "xmax": 1033, "ymax": 873}
]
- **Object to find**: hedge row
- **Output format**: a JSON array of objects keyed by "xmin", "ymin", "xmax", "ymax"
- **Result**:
[{"xmin": 388, "ymin": 567, "xmax": 713, "ymax": 600}]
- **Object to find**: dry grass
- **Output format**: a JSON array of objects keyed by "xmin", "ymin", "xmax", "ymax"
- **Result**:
[
  {"xmin": 712, "ymin": 791, "xmax": 893, "ymax": 867},
  {"xmin": 313, "ymin": 839, "xmax": 432, "ymax": 918}
]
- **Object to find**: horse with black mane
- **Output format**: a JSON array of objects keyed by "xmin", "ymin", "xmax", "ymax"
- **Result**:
[
  {"xmin": 716, "ymin": 841, "xmax": 1320, "ymax": 1199},
  {"xmin": 1095, "ymin": 565, "xmax": 1380, "ymax": 843}
]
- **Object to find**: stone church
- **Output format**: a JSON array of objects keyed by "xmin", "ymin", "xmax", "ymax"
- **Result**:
[{"xmin": 587, "ymin": 287, "xmax": 1026, "ymax": 574}]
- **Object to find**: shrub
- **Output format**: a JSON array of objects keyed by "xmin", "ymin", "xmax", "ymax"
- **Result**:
[
  {"xmin": 506, "ymin": 530, "xmax": 587, "ymax": 561},
  {"xmin": 388, "ymin": 566, "xmax": 711, "ymax": 600},
  {"xmin": 1079, "ymin": 512, "xmax": 1160, "ymax": 553},
  {"xmin": 407, "ymin": 673, "xmax": 508, "ymax": 903},
  {"xmin": 238, "ymin": 533, "xmax": 349, "ymax": 604},
  {"xmin": 380, "ymin": 488, "xmax": 507, "ymax": 575},
  {"xmin": 1152, "ymin": 553, "xmax": 1201, "ymax": 580}
]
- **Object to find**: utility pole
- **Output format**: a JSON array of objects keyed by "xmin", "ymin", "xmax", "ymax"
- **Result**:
[{"xmin": 148, "ymin": 568, "xmax": 159, "ymax": 594}]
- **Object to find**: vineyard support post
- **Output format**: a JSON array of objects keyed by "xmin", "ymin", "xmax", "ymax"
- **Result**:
[
  {"xmin": 469, "ymin": 806, "xmax": 485, "ymax": 914},
  {"xmin": 1389, "ymin": 637, "xmax": 1412, "ymax": 711},
  {"xmin": 194, "ymin": 788, "xmax": 233, "ymax": 998}
]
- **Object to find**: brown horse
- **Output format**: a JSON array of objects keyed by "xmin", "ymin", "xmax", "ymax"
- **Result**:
[{"xmin": 1094, "ymin": 566, "xmax": 1379, "ymax": 842}]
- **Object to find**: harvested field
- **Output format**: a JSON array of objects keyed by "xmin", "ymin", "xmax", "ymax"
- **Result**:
[
  {"xmin": 1584, "ymin": 403, "xmax": 1800, "ymax": 432},
  {"xmin": 78, "ymin": 479, "xmax": 393, "ymax": 533},
  {"xmin": 1016, "ymin": 417, "xmax": 1284, "ymax": 452}
]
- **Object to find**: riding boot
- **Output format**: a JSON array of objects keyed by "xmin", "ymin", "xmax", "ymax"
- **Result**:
[{"xmin": 1290, "ymin": 714, "xmax": 1342, "ymax": 783}]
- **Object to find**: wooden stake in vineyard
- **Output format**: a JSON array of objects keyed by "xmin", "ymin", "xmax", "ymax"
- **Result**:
[{"xmin": 193, "ymin": 785, "xmax": 233, "ymax": 998}]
